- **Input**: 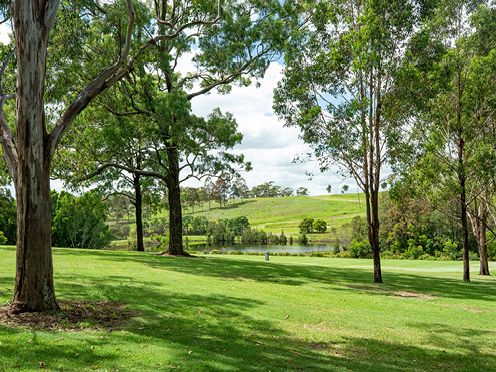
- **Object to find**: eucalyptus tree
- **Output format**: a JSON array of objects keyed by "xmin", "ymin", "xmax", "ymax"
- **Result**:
[
  {"xmin": 274, "ymin": 0, "xmax": 419, "ymax": 282},
  {"xmin": 58, "ymin": 0, "xmax": 298, "ymax": 256},
  {"xmin": 397, "ymin": 1, "xmax": 496, "ymax": 280},
  {"xmin": 0, "ymin": 0, "xmax": 245, "ymax": 313}
]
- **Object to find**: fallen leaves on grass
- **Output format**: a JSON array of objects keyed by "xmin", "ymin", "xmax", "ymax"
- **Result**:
[{"xmin": 0, "ymin": 300, "xmax": 138, "ymax": 331}]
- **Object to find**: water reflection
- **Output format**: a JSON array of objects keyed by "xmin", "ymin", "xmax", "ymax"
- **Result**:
[{"xmin": 185, "ymin": 243, "xmax": 332, "ymax": 254}]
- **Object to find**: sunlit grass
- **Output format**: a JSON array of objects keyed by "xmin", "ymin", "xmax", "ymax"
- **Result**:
[{"xmin": 1, "ymin": 246, "xmax": 495, "ymax": 371}]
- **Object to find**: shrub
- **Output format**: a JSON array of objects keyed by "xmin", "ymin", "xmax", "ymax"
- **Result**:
[
  {"xmin": 210, "ymin": 250, "xmax": 222, "ymax": 254},
  {"xmin": 349, "ymin": 239, "xmax": 372, "ymax": 258},
  {"xmin": 311, "ymin": 251, "xmax": 327, "ymax": 257},
  {"xmin": 229, "ymin": 251, "xmax": 244, "ymax": 255},
  {"xmin": 299, "ymin": 232, "xmax": 308, "ymax": 244},
  {"xmin": 469, "ymin": 252, "xmax": 479, "ymax": 261},
  {"xmin": 381, "ymin": 250, "xmax": 395, "ymax": 259},
  {"xmin": 0, "ymin": 231, "xmax": 7, "ymax": 245},
  {"xmin": 336, "ymin": 251, "xmax": 351, "ymax": 258},
  {"xmin": 443, "ymin": 239, "xmax": 461, "ymax": 260}
]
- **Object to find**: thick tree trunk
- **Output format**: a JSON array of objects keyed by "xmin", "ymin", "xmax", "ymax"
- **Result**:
[
  {"xmin": 9, "ymin": 0, "xmax": 59, "ymax": 314},
  {"xmin": 134, "ymin": 174, "xmax": 145, "ymax": 252},
  {"xmin": 166, "ymin": 146, "xmax": 188, "ymax": 256}
]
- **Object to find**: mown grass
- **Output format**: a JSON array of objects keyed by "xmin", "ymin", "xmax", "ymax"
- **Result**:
[{"xmin": 1, "ymin": 246, "xmax": 495, "ymax": 371}]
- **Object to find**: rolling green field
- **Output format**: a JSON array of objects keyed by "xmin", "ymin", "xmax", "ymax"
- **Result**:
[
  {"xmin": 1, "ymin": 246, "xmax": 495, "ymax": 371},
  {"xmin": 147, "ymin": 195, "xmax": 367, "ymax": 240}
]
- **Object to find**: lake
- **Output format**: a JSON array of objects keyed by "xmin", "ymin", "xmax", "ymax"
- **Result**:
[{"xmin": 184, "ymin": 243, "xmax": 333, "ymax": 254}]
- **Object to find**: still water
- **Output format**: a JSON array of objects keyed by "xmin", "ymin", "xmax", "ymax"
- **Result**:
[{"xmin": 184, "ymin": 243, "xmax": 332, "ymax": 254}]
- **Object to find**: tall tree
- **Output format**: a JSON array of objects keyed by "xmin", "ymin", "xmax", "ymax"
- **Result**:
[
  {"xmin": 396, "ymin": 1, "xmax": 496, "ymax": 280},
  {"xmin": 58, "ymin": 0, "xmax": 297, "ymax": 256},
  {"xmin": 0, "ymin": 0, "xmax": 235, "ymax": 313},
  {"xmin": 274, "ymin": 0, "xmax": 418, "ymax": 282}
]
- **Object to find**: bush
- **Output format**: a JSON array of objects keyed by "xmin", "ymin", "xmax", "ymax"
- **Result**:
[
  {"xmin": 0, "ymin": 231, "xmax": 7, "ymax": 245},
  {"xmin": 310, "ymin": 251, "xmax": 327, "ymax": 257},
  {"xmin": 349, "ymin": 239, "xmax": 372, "ymax": 258},
  {"xmin": 469, "ymin": 252, "xmax": 479, "ymax": 261},
  {"xmin": 443, "ymin": 239, "xmax": 461, "ymax": 260},
  {"xmin": 381, "ymin": 250, "xmax": 395, "ymax": 259},
  {"xmin": 299, "ymin": 232, "xmax": 308, "ymax": 244},
  {"xmin": 210, "ymin": 250, "xmax": 222, "ymax": 254},
  {"xmin": 336, "ymin": 251, "xmax": 351, "ymax": 258},
  {"xmin": 229, "ymin": 251, "xmax": 244, "ymax": 255}
]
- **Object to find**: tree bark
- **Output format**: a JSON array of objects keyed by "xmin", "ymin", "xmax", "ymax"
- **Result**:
[
  {"xmin": 133, "ymin": 173, "xmax": 145, "ymax": 252},
  {"xmin": 477, "ymin": 212, "xmax": 490, "ymax": 275},
  {"xmin": 166, "ymin": 145, "xmax": 187, "ymax": 256},
  {"xmin": 9, "ymin": 0, "xmax": 59, "ymax": 314}
]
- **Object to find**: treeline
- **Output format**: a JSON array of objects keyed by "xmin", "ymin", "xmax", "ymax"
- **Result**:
[
  {"xmin": 0, "ymin": 189, "xmax": 112, "ymax": 250},
  {"xmin": 182, "ymin": 179, "xmax": 309, "ymax": 211},
  {"xmin": 346, "ymin": 193, "xmax": 496, "ymax": 262}
]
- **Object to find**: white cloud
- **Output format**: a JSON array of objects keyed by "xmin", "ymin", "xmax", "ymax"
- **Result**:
[
  {"xmin": 181, "ymin": 62, "xmax": 357, "ymax": 195},
  {"xmin": 0, "ymin": 22, "xmax": 11, "ymax": 45}
]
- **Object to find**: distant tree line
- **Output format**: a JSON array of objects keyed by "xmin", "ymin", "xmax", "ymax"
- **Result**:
[
  {"xmin": 0, "ymin": 188, "xmax": 112, "ymax": 250},
  {"xmin": 180, "ymin": 178, "xmax": 310, "ymax": 212}
]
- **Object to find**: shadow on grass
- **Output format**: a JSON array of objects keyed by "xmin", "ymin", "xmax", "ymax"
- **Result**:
[
  {"xmin": 66, "ymin": 249, "xmax": 496, "ymax": 303},
  {"xmin": 1, "ymin": 275, "xmax": 494, "ymax": 371},
  {"xmin": 1, "ymin": 248, "xmax": 495, "ymax": 371}
]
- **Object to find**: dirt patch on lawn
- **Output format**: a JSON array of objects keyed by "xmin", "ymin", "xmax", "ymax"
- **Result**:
[
  {"xmin": 0, "ymin": 300, "xmax": 138, "ymax": 331},
  {"xmin": 439, "ymin": 303, "xmax": 486, "ymax": 312},
  {"xmin": 389, "ymin": 291, "xmax": 436, "ymax": 300}
]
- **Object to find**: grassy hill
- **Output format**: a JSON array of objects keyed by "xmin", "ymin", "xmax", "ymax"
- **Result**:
[
  {"xmin": 151, "ymin": 195, "xmax": 366, "ymax": 240},
  {"xmin": 108, "ymin": 194, "xmax": 369, "ymax": 245}
]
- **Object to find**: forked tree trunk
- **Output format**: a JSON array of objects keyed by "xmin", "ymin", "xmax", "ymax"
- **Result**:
[{"xmin": 9, "ymin": 0, "xmax": 59, "ymax": 314}]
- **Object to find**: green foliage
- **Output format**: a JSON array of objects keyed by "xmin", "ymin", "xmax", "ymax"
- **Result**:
[
  {"xmin": 299, "ymin": 232, "xmax": 308, "ymax": 244},
  {"xmin": 51, "ymin": 190, "xmax": 113, "ymax": 249},
  {"xmin": 0, "ymin": 231, "xmax": 7, "ymax": 245},
  {"xmin": 333, "ymin": 238, "xmax": 340, "ymax": 254},
  {"xmin": 298, "ymin": 217, "xmax": 314, "ymax": 233},
  {"xmin": 349, "ymin": 239, "xmax": 373, "ymax": 259},
  {"xmin": 443, "ymin": 239, "xmax": 461, "ymax": 261},
  {"xmin": 240, "ymin": 229, "xmax": 268, "ymax": 244},
  {"xmin": 0, "ymin": 188, "xmax": 16, "ymax": 244},
  {"xmin": 312, "ymin": 219, "xmax": 327, "ymax": 233},
  {"xmin": 351, "ymin": 216, "xmax": 367, "ymax": 242}
]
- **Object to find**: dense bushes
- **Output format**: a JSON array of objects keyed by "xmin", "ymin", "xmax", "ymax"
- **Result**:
[{"xmin": 51, "ymin": 190, "xmax": 113, "ymax": 249}]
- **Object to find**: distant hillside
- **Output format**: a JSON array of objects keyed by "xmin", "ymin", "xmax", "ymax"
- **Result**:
[{"xmin": 151, "ymin": 194, "xmax": 366, "ymax": 237}]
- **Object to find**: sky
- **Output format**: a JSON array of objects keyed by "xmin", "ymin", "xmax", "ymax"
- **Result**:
[{"xmin": 0, "ymin": 23, "xmax": 355, "ymax": 197}]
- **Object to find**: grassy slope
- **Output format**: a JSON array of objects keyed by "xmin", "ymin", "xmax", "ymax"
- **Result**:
[{"xmin": 1, "ymin": 246, "xmax": 495, "ymax": 371}]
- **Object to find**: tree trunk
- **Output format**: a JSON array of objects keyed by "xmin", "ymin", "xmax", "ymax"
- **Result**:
[
  {"xmin": 478, "ymin": 214, "xmax": 490, "ymax": 275},
  {"xmin": 371, "ymin": 191, "xmax": 382, "ymax": 283},
  {"xmin": 166, "ymin": 146, "xmax": 188, "ymax": 256},
  {"xmin": 134, "ymin": 174, "xmax": 145, "ymax": 252},
  {"xmin": 9, "ymin": 0, "xmax": 59, "ymax": 314}
]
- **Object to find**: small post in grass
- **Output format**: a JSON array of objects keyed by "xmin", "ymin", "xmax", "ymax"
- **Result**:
[{"xmin": 265, "ymin": 252, "xmax": 269, "ymax": 261}]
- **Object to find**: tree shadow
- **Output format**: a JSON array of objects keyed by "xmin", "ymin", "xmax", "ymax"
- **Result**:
[
  {"xmin": 78, "ymin": 251, "xmax": 496, "ymax": 303},
  {"xmin": 1, "ymin": 249, "xmax": 496, "ymax": 371}
]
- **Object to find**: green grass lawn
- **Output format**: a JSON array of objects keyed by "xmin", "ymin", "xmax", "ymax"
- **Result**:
[{"xmin": 1, "ymin": 246, "xmax": 495, "ymax": 371}]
